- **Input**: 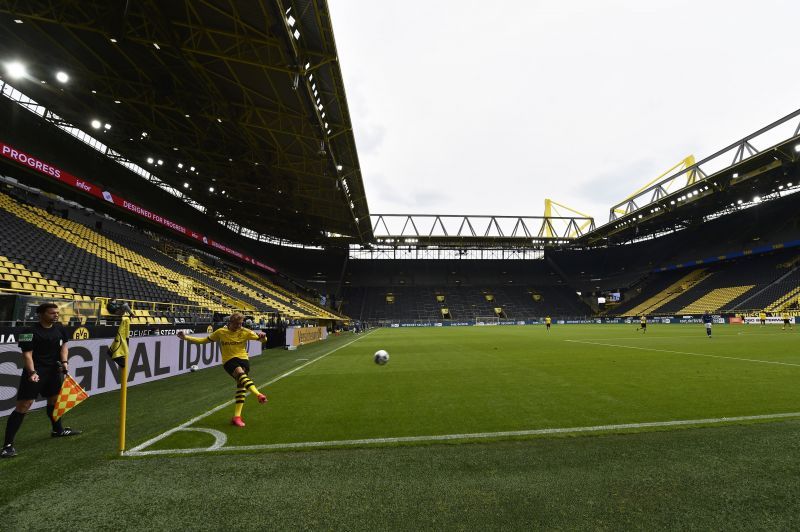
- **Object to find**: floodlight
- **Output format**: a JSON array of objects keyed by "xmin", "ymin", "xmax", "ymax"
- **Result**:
[
  {"xmin": 90, "ymin": 119, "xmax": 102, "ymax": 129},
  {"xmin": 55, "ymin": 71, "xmax": 69, "ymax": 83},
  {"xmin": 5, "ymin": 61, "xmax": 26, "ymax": 79}
]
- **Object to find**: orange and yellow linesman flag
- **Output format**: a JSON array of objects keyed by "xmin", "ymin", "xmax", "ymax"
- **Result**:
[
  {"xmin": 108, "ymin": 316, "xmax": 130, "ymax": 367},
  {"xmin": 51, "ymin": 375, "xmax": 89, "ymax": 422}
]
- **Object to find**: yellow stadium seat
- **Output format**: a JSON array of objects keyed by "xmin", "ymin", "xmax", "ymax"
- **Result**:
[
  {"xmin": 3, "ymin": 274, "xmax": 14, "ymax": 281},
  {"xmin": 23, "ymin": 283, "xmax": 34, "ymax": 290},
  {"xmin": 11, "ymin": 282, "xmax": 22, "ymax": 289}
]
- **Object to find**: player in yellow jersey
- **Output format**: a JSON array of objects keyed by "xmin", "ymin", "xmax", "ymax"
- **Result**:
[
  {"xmin": 781, "ymin": 312, "xmax": 793, "ymax": 330},
  {"xmin": 545, "ymin": 316, "xmax": 551, "ymax": 332},
  {"xmin": 758, "ymin": 311, "xmax": 767, "ymax": 326},
  {"xmin": 178, "ymin": 313, "xmax": 267, "ymax": 427},
  {"xmin": 636, "ymin": 315, "xmax": 647, "ymax": 333}
]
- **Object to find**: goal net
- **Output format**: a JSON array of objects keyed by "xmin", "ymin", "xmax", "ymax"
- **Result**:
[{"xmin": 475, "ymin": 316, "xmax": 500, "ymax": 326}]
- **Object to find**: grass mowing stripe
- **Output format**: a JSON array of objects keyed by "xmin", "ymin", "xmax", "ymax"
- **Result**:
[
  {"xmin": 124, "ymin": 411, "xmax": 800, "ymax": 456},
  {"xmin": 126, "ymin": 330, "xmax": 377, "ymax": 455},
  {"xmin": 565, "ymin": 339, "xmax": 800, "ymax": 367}
]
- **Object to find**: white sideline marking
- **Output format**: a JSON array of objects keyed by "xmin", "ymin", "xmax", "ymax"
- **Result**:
[
  {"xmin": 564, "ymin": 339, "xmax": 800, "ymax": 367},
  {"xmin": 576, "ymin": 332, "xmax": 794, "ymax": 341},
  {"xmin": 126, "ymin": 330, "xmax": 378, "ymax": 455},
  {"xmin": 124, "ymin": 411, "xmax": 800, "ymax": 456},
  {"xmin": 295, "ymin": 358, "xmax": 309, "ymax": 361}
]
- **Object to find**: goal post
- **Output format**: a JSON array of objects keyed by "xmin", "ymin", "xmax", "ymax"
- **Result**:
[{"xmin": 475, "ymin": 316, "xmax": 500, "ymax": 326}]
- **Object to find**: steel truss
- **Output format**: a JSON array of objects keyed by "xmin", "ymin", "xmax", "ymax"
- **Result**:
[
  {"xmin": 370, "ymin": 214, "xmax": 596, "ymax": 248},
  {"xmin": 608, "ymin": 109, "xmax": 800, "ymax": 222}
]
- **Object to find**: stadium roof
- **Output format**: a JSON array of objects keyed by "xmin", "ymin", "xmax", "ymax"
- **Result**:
[
  {"xmin": 0, "ymin": 0, "xmax": 372, "ymax": 246},
  {"xmin": 577, "ymin": 109, "xmax": 800, "ymax": 247}
]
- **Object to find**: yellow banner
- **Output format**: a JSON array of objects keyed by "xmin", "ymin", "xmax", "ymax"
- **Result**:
[{"xmin": 286, "ymin": 326, "xmax": 327, "ymax": 347}]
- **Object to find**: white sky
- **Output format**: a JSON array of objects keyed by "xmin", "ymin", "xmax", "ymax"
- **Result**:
[{"xmin": 328, "ymin": 0, "xmax": 800, "ymax": 224}]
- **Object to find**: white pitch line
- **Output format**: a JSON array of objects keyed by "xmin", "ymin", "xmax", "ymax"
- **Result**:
[
  {"xmin": 124, "ymin": 411, "xmax": 800, "ymax": 456},
  {"xmin": 126, "ymin": 329, "xmax": 378, "ymax": 455},
  {"xmin": 564, "ymin": 339, "xmax": 800, "ymax": 367},
  {"xmin": 575, "ymin": 331, "xmax": 796, "ymax": 342}
]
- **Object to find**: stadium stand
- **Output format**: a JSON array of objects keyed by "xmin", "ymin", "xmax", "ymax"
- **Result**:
[
  {"xmin": 616, "ymin": 269, "xmax": 711, "ymax": 317},
  {"xmin": 340, "ymin": 260, "xmax": 590, "ymax": 322},
  {"xmin": 611, "ymin": 249, "xmax": 800, "ymax": 316},
  {"xmin": 0, "ymin": 185, "xmax": 344, "ymax": 323}
]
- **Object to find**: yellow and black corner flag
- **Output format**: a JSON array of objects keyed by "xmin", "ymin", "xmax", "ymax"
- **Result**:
[
  {"xmin": 108, "ymin": 316, "xmax": 130, "ymax": 368},
  {"xmin": 52, "ymin": 375, "xmax": 89, "ymax": 422}
]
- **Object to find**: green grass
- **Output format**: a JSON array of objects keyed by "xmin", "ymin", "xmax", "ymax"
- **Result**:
[
  {"xmin": 2, "ymin": 324, "xmax": 800, "ymax": 530},
  {"xmin": 155, "ymin": 324, "xmax": 800, "ymax": 450}
]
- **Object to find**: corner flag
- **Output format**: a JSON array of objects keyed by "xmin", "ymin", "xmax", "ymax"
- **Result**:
[
  {"xmin": 52, "ymin": 375, "xmax": 89, "ymax": 422},
  {"xmin": 108, "ymin": 316, "xmax": 130, "ymax": 367}
]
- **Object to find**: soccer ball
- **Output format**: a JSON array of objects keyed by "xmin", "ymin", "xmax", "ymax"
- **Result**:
[
  {"xmin": 189, "ymin": 365, "xmax": 198, "ymax": 372},
  {"xmin": 373, "ymin": 350, "xmax": 389, "ymax": 365}
]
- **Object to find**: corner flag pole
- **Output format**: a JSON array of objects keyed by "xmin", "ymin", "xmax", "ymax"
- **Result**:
[
  {"xmin": 119, "ymin": 355, "xmax": 128, "ymax": 456},
  {"xmin": 107, "ymin": 310, "xmax": 131, "ymax": 456}
]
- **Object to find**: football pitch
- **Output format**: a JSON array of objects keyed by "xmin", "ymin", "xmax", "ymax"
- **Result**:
[{"xmin": 3, "ymin": 324, "xmax": 800, "ymax": 530}]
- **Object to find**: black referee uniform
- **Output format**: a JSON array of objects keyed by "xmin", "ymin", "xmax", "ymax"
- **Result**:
[
  {"xmin": 2, "ymin": 321, "xmax": 80, "ymax": 458},
  {"xmin": 17, "ymin": 323, "xmax": 69, "ymax": 402}
]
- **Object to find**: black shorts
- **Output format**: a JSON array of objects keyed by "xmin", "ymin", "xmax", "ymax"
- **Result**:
[
  {"xmin": 641, "ymin": 323, "xmax": 647, "ymax": 329},
  {"xmin": 546, "ymin": 323, "xmax": 550, "ymax": 328},
  {"xmin": 17, "ymin": 368, "xmax": 63, "ymax": 400},
  {"xmin": 223, "ymin": 358, "xmax": 250, "ymax": 377},
  {"xmin": 784, "ymin": 319, "xmax": 790, "ymax": 324}
]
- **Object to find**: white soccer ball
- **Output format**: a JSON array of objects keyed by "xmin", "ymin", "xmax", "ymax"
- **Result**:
[
  {"xmin": 373, "ymin": 349, "xmax": 389, "ymax": 365},
  {"xmin": 189, "ymin": 364, "xmax": 198, "ymax": 372}
]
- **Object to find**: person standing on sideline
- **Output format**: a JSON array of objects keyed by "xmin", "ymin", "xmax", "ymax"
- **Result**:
[
  {"xmin": 178, "ymin": 313, "xmax": 267, "ymax": 427},
  {"xmin": 1, "ymin": 303, "xmax": 81, "ymax": 459},
  {"xmin": 702, "ymin": 310, "xmax": 713, "ymax": 338},
  {"xmin": 545, "ymin": 316, "xmax": 551, "ymax": 332}
]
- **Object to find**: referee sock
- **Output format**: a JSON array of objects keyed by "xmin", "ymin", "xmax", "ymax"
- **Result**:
[
  {"xmin": 236, "ymin": 373, "xmax": 262, "ymax": 397},
  {"xmin": 46, "ymin": 405, "xmax": 64, "ymax": 433},
  {"xmin": 234, "ymin": 387, "xmax": 246, "ymax": 417},
  {"xmin": 4, "ymin": 411, "xmax": 25, "ymax": 446}
]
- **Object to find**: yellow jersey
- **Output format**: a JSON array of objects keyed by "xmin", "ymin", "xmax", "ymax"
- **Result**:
[
  {"xmin": 759, "ymin": 313, "xmax": 767, "ymax": 320},
  {"xmin": 640, "ymin": 317, "xmax": 647, "ymax": 324},
  {"xmin": 545, "ymin": 317, "xmax": 551, "ymax": 325},
  {"xmin": 183, "ymin": 326, "xmax": 261, "ymax": 363}
]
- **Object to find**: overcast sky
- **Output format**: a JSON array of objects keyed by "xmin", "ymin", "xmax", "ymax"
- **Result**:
[{"xmin": 328, "ymin": 0, "xmax": 800, "ymax": 226}]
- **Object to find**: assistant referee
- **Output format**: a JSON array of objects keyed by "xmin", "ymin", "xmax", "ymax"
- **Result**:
[{"xmin": 1, "ymin": 303, "xmax": 81, "ymax": 459}]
